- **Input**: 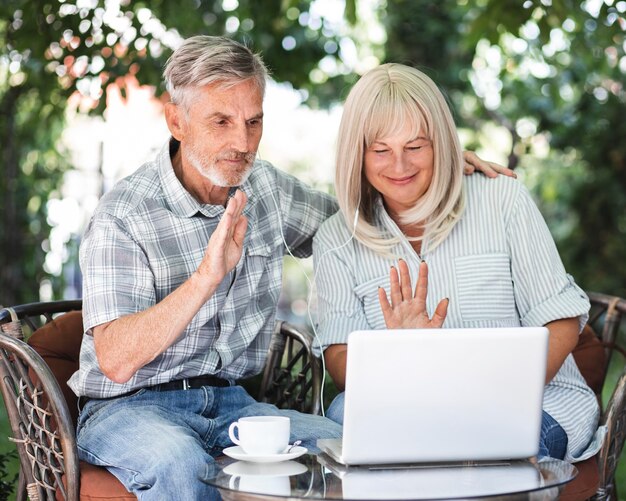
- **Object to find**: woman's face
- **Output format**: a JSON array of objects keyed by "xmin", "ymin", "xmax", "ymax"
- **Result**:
[{"xmin": 363, "ymin": 122, "xmax": 434, "ymax": 218}]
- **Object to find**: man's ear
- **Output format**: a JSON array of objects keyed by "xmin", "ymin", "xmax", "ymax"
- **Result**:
[{"xmin": 165, "ymin": 102, "xmax": 185, "ymax": 141}]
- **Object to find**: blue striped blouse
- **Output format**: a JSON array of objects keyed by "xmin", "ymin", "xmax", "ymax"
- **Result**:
[{"xmin": 313, "ymin": 174, "xmax": 605, "ymax": 462}]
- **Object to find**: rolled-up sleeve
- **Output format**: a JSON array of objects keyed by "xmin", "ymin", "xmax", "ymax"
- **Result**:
[
  {"xmin": 80, "ymin": 214, "xmax": 155, "ymax": 332},
  {"xmin": 312, "ymin": 222, "xmax": 370, "ymax": 355},
  {"xmin": 507, "ymin": 184, "xmax": 589, "ymax": 331}
]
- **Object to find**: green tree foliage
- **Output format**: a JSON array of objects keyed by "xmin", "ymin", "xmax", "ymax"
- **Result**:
[
  {"xmin": 1, "ymin": 0, "xmax": 624, "ymax": 299},
  {"xmin": 380, "ymin": 0, "xmax": 626, "ymax": 297},
  {"xmin": 0, "ymin": 450, "xmax": 17, "ymax": 499},
  {"xmin": 382, "ymin": 0, "xmax": 474, "ymax": 104},
  {"xmin": 0, "ymin": 0, "xmax": 356, "ymax": 305},
  {"xmin": 1, "ymin": 11, "xmax": 68, "ymax": 305},
  {"xmin": 464, "ymin": 0, "xmax": 626, "ymax": 297}
]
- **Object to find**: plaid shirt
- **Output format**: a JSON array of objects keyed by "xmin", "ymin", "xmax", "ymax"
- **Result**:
[{"xmin": 69, "ymin": 140, "xmax": 337, "ymax": 398}]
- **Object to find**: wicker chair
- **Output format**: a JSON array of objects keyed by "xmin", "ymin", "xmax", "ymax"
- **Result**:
[
  {"xmin": 560, "ymin": 292, "xmax": 626, "ymax": 501},
  {"xmin": 0, "ymin": 300, "xmax": 322, "ymax": 501}
]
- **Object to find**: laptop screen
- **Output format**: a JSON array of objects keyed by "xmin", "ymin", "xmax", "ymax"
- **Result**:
[{"xmin": 337, "ymin": 327, "xmax": 548, "ymax": 465}]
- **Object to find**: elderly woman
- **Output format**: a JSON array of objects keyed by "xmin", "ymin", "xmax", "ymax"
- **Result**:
[{"xmin": 313, "ymin": 63, "xmax": 603, "ymax": 461}]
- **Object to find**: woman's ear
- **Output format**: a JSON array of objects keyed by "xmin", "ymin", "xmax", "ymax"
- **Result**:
[{"xmin": 165, "ymin": 102, "xmax": 185, "ymax": 141}]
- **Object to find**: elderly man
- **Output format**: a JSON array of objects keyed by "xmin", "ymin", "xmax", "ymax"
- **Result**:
[{"xmin": 69, "ymin": 35, "xmax": 507, "ymax": 499}]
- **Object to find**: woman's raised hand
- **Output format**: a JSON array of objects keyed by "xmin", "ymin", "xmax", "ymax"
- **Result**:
[{"xmin": 378, "ymin": 259, "xmax": 448, "ymax": 329}]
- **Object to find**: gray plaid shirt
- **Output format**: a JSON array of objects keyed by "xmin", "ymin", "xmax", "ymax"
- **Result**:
[{"xmin": 69, "ymin": 140, "xmax": 337, "ymax": 398}]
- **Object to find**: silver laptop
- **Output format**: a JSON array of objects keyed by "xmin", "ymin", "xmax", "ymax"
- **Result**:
[{"xmin": 318, "ymin": 327, "xmax": 549, "ymax": 465}]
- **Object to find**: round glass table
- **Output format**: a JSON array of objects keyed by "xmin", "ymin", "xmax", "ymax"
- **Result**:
[{"xmin": 207, "ymin": 454, "xmax": 577, "ymax": 501}]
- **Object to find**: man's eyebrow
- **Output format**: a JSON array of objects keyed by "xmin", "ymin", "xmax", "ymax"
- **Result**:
[
  {"xmin": 203, "ymin": 112, "xmax": 264, "ymax": 120},
  {"xmin": 205, "ymin": 112, "xmax": 231, "ymax": 120}
]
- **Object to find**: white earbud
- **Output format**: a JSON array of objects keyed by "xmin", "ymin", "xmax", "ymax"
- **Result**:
[{"xmin": 352, "ymin": 208, "xmax": 359, "ymax": 230}]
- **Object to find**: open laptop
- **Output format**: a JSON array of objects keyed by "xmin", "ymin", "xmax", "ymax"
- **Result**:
[{"xmin": 318, "ymin": 327, "xmax": 549, "ymax": 465}]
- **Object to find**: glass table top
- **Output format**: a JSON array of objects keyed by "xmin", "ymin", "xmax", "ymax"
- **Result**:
[{"xmin": 207, "ymin": 454, "xmax": 577, "ymax": 500}]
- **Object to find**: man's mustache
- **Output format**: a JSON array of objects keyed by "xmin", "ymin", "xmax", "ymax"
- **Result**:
[{"xmin": 217, "ymin": 151, "xmax": 256, "ymax": 164}]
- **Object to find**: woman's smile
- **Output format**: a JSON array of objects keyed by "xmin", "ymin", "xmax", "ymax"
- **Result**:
[{"xmin": 384, "ymin": 173, "xmax": 418, "ymax": 185}]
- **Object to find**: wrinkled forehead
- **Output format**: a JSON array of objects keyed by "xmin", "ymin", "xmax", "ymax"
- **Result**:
[{"xmin": 363, "ymin": 90, "xmax": 430, "ymax": 146}]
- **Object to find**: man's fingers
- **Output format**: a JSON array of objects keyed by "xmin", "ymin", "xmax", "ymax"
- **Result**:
[
  {"xmin": 462, "ymin": 150, "xmax": 518, "ymax": 179},
  {"xmin": 233, "ymin": 215, "xmax": 248, "ymax": 246},
  {"xmin": 463, "ymin": 150, "xmax": 497, "ymax": 178},
  {"xmin": 209, "ymin": 190, "xmax": 247, "ymax": 252},
  {"xmin": 229, "ymin": 189, "xmax": 247, "ymax": 220},
  {"xmin": 236, "ymin": 189, "xmax": 248, "ymax": 213},
  {"xmin": 211, "ymin": 209, "xmax": 233, "ymax": 248},
  {"xmin": 487, "ymin": 161, "xmax": 517, "ymax": 178},
  {"xmin": 220, "ymin": 190, "xmax": 248, "ymax": 241},
  {"xmin": 475, "ymin": 162, "xmax": 498, "ymax": 178},
  {"xmin": 431, "ymin": 298, "xmax": 449, "ymax": 328}
]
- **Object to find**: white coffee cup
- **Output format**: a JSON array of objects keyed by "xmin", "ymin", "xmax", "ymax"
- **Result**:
[{"xmin": 228, "ymin": 416, "xmax": 290, "ymax": 455}]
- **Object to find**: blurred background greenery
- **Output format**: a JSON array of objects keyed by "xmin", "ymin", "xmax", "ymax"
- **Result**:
[{"xmin": 1, "ymin": 0, "xmax": 625, "ymax": 498}]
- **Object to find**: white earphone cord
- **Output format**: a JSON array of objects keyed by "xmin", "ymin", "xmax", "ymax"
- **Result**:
[{"xmin": 258, "ymin": 153, "xmax": 359, "ymax": 417}]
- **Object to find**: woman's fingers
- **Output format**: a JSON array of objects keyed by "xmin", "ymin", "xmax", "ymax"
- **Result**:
[
  {"xmin": 378, "ymin": 287, "xmax": 393, "ymax": 325},
  {"xmin": 398, "ymin": 259, "xmax": 413, "ymax": 301},
  {"xmin": 431, "ymin": 298, "xmax": 449, "ymax": 328},
  {"xmin": 413, "ymin": 261, "xmax": 429, "ymax": 311},
  {"xmin": 389, "ymin": 266, "xmax": 402, "ymax": 307},
  {"xmin": 381, "ymin": 260, "xmax": 447, "ymax": 329}
]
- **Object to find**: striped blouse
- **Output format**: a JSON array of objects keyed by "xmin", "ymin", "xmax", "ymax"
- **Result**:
[{"xmin": 313, "ymin": 174, "xmax": 605, "ymax": 462}]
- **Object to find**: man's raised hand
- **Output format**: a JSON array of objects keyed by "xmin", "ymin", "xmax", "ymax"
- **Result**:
[
  {"xmin": 197, "ymin": 189, "xmax": 248, "ymax": 288},
  {"xmin": 462, "ymin": 151, "xmax": 517, "ymax": 178}
]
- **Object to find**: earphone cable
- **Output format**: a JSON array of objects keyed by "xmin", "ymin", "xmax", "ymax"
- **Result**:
[{"xmin": 258, "ymin": 153, "xmax": 359, "ymax": 416}]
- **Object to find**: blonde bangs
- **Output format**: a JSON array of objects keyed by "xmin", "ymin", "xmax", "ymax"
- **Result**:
[{"xmin": 363, "ymin": 85, "xmax": 429, "ymax": 148}]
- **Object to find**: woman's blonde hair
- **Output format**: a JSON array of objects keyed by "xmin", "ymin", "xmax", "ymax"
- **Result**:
[{"xmin": 335, "ymin": 63, "xmax": 466, "ymax": 255}]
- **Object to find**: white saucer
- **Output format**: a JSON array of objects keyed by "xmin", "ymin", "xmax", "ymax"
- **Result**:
[
  {"xmin": 223, "ymin": 460, "xmax": 307, "ymax": 477},
  {"xmin": 223, "ymin": 445, "xmax": 308, "ymax": 463}
]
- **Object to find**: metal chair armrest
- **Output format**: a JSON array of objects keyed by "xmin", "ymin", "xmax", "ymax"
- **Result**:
[{"xmin": 258, "ymin": 321, "xmax": 323, "ymax": 415}]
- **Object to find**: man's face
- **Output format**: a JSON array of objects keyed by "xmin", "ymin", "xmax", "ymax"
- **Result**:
[{"xmin": 177, "ymin": 79, "xmax": 264, "ymax": 187}]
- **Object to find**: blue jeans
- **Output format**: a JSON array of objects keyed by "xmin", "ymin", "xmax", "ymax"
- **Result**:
[
  {"xmin": 77, "ymin": 385, "xmax": 342, "ymax": 500},
  {"xmin": 327, "ymin": 392, "xmax": 568, "ymax": 460}
]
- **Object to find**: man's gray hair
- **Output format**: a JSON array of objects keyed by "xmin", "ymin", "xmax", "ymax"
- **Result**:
[{"xmin": 164, "ymin": 35, "xmax": 268, "ymax": 107}]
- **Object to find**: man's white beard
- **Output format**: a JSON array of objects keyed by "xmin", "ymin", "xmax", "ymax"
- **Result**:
[{"xmin": 187, "ymin": 145, "xmax": 254, "ymax": 188}]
